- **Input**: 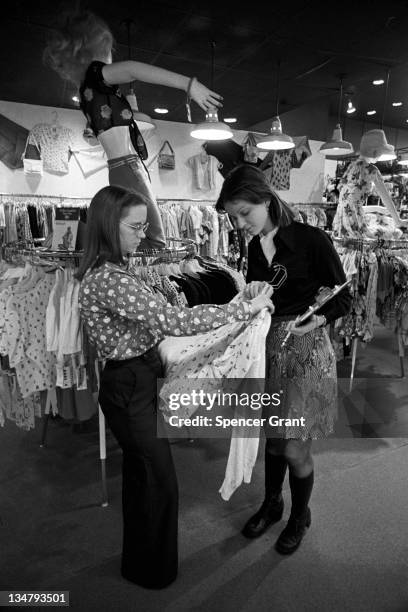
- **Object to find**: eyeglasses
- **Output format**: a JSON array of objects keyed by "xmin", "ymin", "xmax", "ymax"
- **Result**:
[{"xmin": 120, "ymin": 221, "xmax": 149, "ymax": 233}]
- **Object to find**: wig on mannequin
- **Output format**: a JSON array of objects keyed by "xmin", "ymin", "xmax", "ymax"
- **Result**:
[{"xmin": 43, "ymin": 11, "xmax": 113, "ymax": 84}]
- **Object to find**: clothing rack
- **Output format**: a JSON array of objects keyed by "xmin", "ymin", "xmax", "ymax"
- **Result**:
[
  {"xmin": 1, "ymin": 243, "xmax": 84, "ymax": 265},
  {"xmin": 1, "ymin": 194, "xmax": 215, "ymax": 203},
  {"xmin": 333, "ymin": 236, "xmax": 408, "ymax": 250},
  {"xmin": 157, "ymin": 198, "xmax": 216, "ymax": 204},
  {"xmin": 0, "ymin": 193, "xmax": 91, "ymax": 201},
  {"xmin": 333, "ymin": 235, "xmax": 408, "ymax": 388},
  {"xmin": 292, "ymin": 202, "xmax": 336, "ymax": 208}
]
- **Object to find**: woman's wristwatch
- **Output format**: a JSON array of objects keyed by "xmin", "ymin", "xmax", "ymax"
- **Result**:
[{"xmin": 317, "ymin": 314, "xmax": 327, "ymax": 327}]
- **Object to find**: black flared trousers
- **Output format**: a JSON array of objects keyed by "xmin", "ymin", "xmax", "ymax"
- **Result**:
[{"xmin": 99, "ymin": 347, "xmax": 178, "ymax": 589}]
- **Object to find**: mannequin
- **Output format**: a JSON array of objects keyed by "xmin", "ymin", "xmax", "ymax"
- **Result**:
[
  {"xmin": 44, "ymin": 11, "xmax": 223, "ymax": 249},
  {"xmin": 332, "ymin": 129, "xmax": 408, "ymax": 239}
]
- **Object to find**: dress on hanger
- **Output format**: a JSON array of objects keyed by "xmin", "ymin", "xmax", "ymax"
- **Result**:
[{"xmin": 332, "ymin": 158, "xmax": 402, "ymax": 239}]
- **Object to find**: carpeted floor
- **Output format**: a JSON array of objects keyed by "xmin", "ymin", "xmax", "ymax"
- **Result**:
[{"xmin": 1, "ymin": 325, "xmax": 407, "ymax": 612}]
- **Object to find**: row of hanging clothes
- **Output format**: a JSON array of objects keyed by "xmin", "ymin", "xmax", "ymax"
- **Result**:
[
  {"xmin": 0, "ymin": 245, "xmax": 98, "ymax": 430},
  {"xmin": 0, "ymin": 240, "xmax": 247, "ymax": 431},
  {"xmin": 332, "ymin": 238, "xmax": 408, "ymax": 348},
  {"xmin": 157, "ymin": 199, "xmax": 244, "ymax": 267},
  {"xmin": 290, "ymin": 203, "xmax": 334, "ymax": 230},
  {"xmin": 0, "ymin": 194, "xmax": 89, "ymax": 245},
  {"xmin": 0, "ymin": 195, "xmax": 246, "ymax": 272},
  {"xmin": 128, "ymin": 246, "xmax": 246, "ymax": 307}
]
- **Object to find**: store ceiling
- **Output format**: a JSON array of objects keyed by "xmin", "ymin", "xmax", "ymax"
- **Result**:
[{"xmin": 3, "ymin": 0, "xmax": 408, "ymax": 138}]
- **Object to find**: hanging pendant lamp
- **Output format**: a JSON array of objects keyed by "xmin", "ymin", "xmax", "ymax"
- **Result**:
[
  {"xmin": 320, "ymin": 75, "xmax": 353, "ymax": 156},
  {"xmin": 123, "ymin": 19, "xmax": 155, "ymax": 132},
  {"xmin": 190, "ymin": 42, "xmax": 233, "ymax": 141},
  {"xmin": 257, "ymin": 60, "xmax": 295, "ymax": 151},
  {"xmin": 376, "ymin": 68, "xmax": 396, "ymax": 162}
]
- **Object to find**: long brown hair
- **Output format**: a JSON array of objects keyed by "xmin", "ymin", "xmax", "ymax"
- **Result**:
[
  {"xmin": 75, "ymin": 186, "xmax": 148, "ymax": 281},
  {"xmin": 216, "ymin": 164, "xmax": 295, "ymax": 227}
]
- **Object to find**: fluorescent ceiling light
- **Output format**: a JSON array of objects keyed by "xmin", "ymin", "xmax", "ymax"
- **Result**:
[
  {"xmin": 154, "ymin": 108, "xmax": 168, "ymax": 114},
  {"xmin": 392, "ymin": 102, "xmax": 403, "ymax": 107},
  {"xmin": 224, "ymin": 117, "xmax": 237, "ymax": 123},
  {"xmin": 373, "ymin": 79, "xmax": 384, "ymax": 85},
  {"xmin": 367, "ymin": 110, "xmax": 377, "ymax": 115}
]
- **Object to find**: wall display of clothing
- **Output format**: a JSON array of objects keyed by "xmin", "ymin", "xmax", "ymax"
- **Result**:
[
  {"xmin": 187, "ymin": 149, "xmax": 220, "ymax": 191},
  {"xmin": 0, "ymin": 112, "xmax": 29, "ymax": 170},
  {"xmin": 203, "ymin": 135, "xmax": 312, "ymax": 183},
  {"xmin": 333, "ymin": 239, "xmax": 408, "ymax": 349},
  {"xmin": 27, "ymin": 122, "xmax": 75, "ymax": 175},
  {"xmin": 258, "ymin": 135, "xmax": 312, "ymax": 191},
  {"xmin": 259, "ymin": 150, "xmax": 292, "ymax": 190},
  {"xmin": 0, "ymin": 252, "xmax": 98, "ymax": 430}
]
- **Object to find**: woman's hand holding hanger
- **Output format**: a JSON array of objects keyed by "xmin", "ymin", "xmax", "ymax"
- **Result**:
[
  {"xmin": 247, "ymin": 284, "xmax": 275, "ymax": 315},
  {"xmin": 244, "ymin": 281, "xmax": 274, "ymax": 300}
]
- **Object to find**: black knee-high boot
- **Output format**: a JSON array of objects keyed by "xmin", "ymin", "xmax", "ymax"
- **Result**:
[
  {"xmin": 275, "ymin": 470, "xmax": 314, "ymax": 555},
  {"xmin": 241, "ymin": 448, "xmax": 287, "ymax": 539}
]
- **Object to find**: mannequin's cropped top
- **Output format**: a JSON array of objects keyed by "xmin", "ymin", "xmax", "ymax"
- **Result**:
[{"xmin": 79, "ymin": 61, "xmax": 148, "ymax": 160}]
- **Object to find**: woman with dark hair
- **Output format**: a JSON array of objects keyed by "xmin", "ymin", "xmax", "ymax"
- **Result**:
[
  {"xmin": 216, "ymin": 165, "xmax": 351, "ymax": 555},
  {"xmin": 77, "ymin": 184, "xmax": 274, "ymax": 589},
  {"xmin": 44, "ymin": 10, "xmax": 223, "ymax": 249}
]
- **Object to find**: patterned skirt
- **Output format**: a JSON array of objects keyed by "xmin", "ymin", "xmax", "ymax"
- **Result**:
[{"xmin": 264, "ymin": 316, "xmax": 337, "ymax": 440}]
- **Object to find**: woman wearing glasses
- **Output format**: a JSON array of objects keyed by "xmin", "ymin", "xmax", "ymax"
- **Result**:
[
  {"xmin": 77, "ymin": 185, "xmax": 274, "ymax": 589},
  {"xmin": 44, "ymin": 10, "xmax": 222, "ymax": 249},
  {"xmin": 216, "ymin": 165, "xmax": 351, "ymax": 556}
]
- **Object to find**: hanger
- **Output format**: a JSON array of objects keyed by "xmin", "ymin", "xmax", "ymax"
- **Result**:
[
  {"xmin": 51, "ymin": 111, "xmax": 61, "ymax": 134},
  {"xmin": 200, "ymin": 145, "xmax": 208, "ymax": 163}
]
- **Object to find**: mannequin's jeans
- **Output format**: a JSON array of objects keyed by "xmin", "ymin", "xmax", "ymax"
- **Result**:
[{"xmin": 108, "ymin": 155, "xmax": 165, "ymax": 249}]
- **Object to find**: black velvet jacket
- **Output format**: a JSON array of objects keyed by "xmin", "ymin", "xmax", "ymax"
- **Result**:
[{"xmin": 247, "ymin": 222, "xmax": 351, "ymax": 323}]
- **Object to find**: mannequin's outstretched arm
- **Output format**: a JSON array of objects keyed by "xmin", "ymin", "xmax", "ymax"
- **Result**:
[
  {"xmin": 102, "ymin": 61, "xmax": 222, "ymax": 112},
  {"xmin": 373, "ymin": 174, "xmax": 408, "ymax": 227}
]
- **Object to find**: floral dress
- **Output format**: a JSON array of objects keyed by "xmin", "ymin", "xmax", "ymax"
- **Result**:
[{"xmin": 332, "ymin": 158, "xmax": 380, "ymax": 238}]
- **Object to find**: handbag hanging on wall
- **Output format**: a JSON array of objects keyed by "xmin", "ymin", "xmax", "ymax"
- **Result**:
[
  {"xmin": 158, "ymin": 140, "xmax": 175, "ymax": 170},
  {"xmin": 22, "ymin": 132, "xmax": 43, "ymax": 176}
]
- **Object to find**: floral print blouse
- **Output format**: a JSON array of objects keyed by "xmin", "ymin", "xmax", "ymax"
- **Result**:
[
  {"xmin": 332, "ymin": 158, "xmax": 380, "ymax": 238},
  {"xmin": 79, "ymin": 61, "xmax": 148, "ymax": 160},
  {"xmin": 78, "ymin": 262, "xmax": 251, "ymax": 361}
]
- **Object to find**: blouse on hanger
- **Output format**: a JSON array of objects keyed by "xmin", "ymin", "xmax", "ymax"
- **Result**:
[{"xmin": 28, "ymin": 123, "xmax": 74, "ymax": 174}]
